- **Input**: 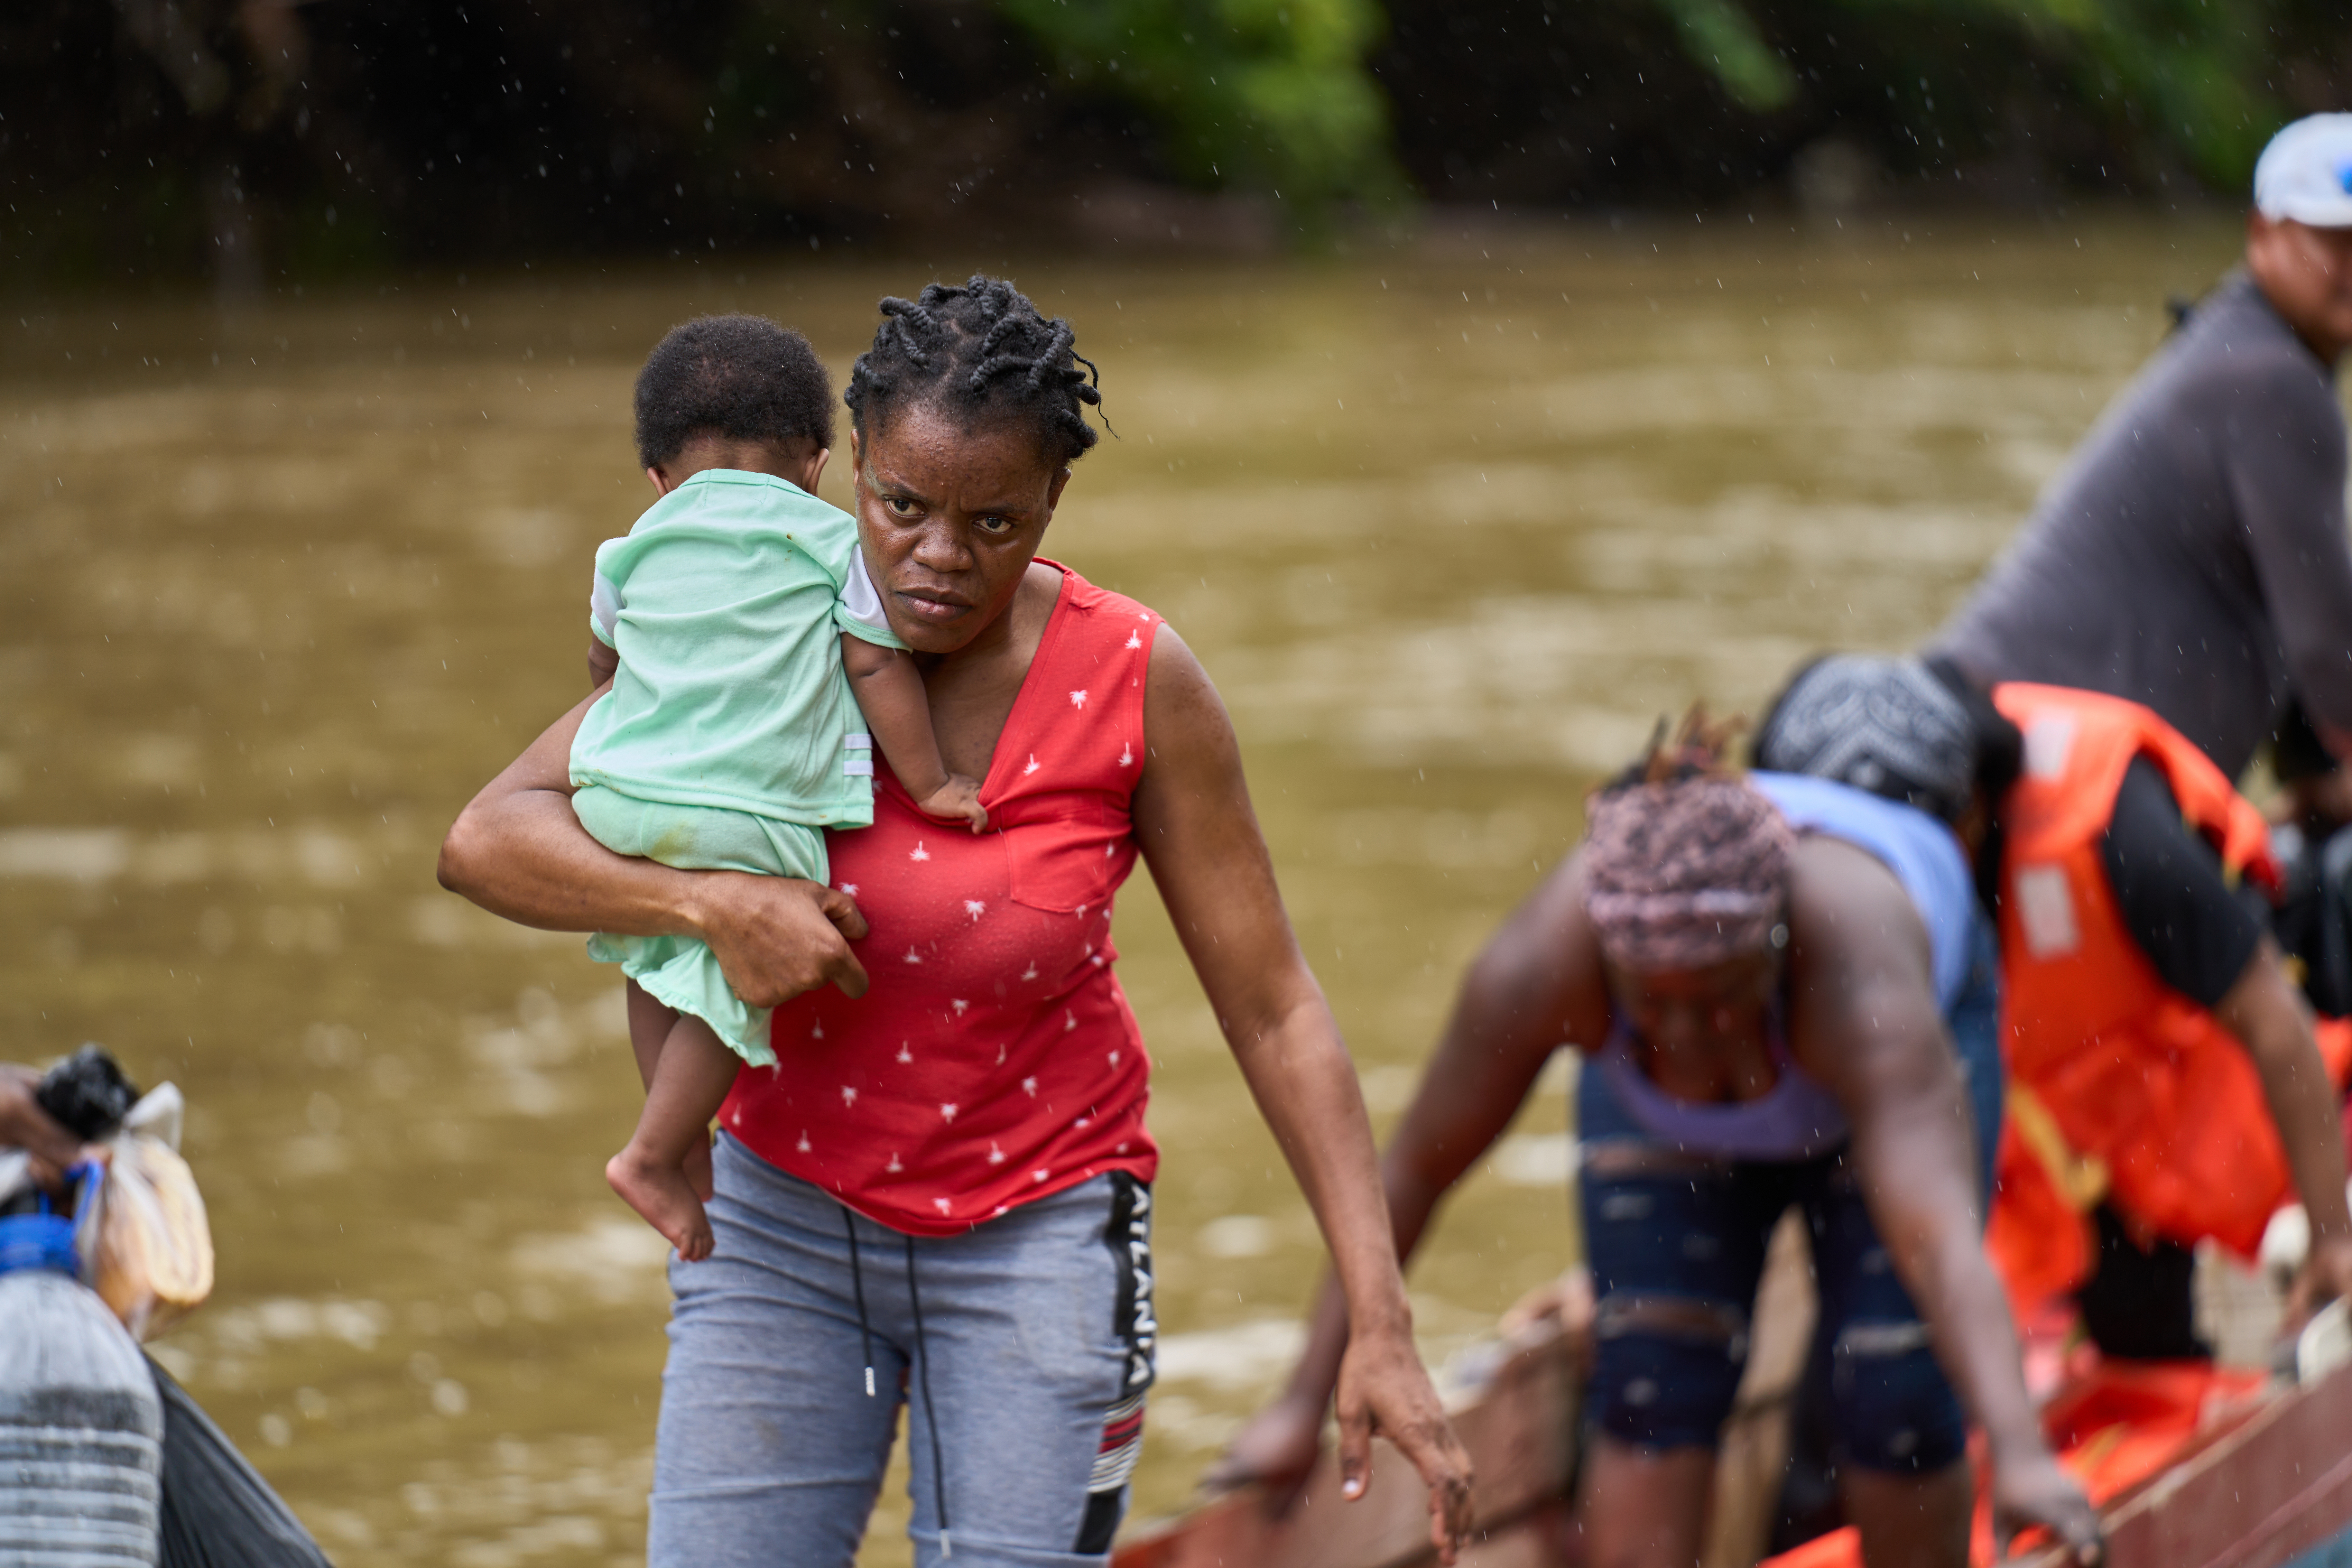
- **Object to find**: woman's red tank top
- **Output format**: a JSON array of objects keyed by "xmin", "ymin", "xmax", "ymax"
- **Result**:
[{"xmin": 719, "ymin": 563, "xmax": 1162, "ymax": 1235}]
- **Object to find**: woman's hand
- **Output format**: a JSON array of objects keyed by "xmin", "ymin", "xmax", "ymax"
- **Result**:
[
  {"xmin": 441, "ymin": 696, "xmax": 871, "ymax": 1007},
  {"xmin": 1336, "ymin": 1326, "xmax": 1475, "ymax": 1562},
  {"xmin": 1991, "ymin": 1445, "xmax": 2104, "ymax": 1566},
  {"xmin": 691, "ymin": 873, "xmax": 872, "ymax": 1005}
]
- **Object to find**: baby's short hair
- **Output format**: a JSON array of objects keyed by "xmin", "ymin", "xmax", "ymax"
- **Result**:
[{"xmin": 633, "ymin": 314, "xmax": 835, "ymax": 469}]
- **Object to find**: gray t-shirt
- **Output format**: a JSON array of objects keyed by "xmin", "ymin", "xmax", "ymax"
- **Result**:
[{"xmin": 1935, "ymin": 271, "xmax": 2352, "ymax": 779}]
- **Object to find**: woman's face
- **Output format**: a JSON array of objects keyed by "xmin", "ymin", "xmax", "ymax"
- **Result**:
[
  {"xmin": 1605, "ymin": 948, "xmax": 1780, "ymax": 1095},
  {"xmin": 851, "ymin": 402, "xmax": 1071, "ymax": 657}
]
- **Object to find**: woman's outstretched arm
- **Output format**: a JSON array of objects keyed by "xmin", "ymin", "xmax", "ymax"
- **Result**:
[
  {"xmin": 1216, "ymin": 853, "xmax": 1606, "ymax": 1500},
  {"xmin": 1132, "ymin": 626, "xmax": 1474, "ymax": 1563},
  {"xmin": 436, "ymin": 693, "xmax": 872, "ymax": 1005},
  {"xmin": 1789, "ymin": 837, "xmax": 2100, "ymax": 1562}
]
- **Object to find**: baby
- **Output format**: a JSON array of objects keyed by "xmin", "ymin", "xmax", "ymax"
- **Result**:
[{"xmin": 573, "ymin": 314, "xmax": 985, "ymax": 1260}]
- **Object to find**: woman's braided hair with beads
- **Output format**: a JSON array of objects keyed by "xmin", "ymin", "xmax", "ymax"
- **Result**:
[
  {"xmin": 1581, "ymin": 706, "xmax": 1793, "ymax": 973},
  {"xmin": 843, "ymin": 275, "xmax": 1105, "ymax": 465}
]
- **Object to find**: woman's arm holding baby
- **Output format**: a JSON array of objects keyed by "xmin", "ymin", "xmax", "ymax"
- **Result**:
[
  {"xmin": 841, "ymin": 634, "xmax": 986, "ymax": 831},
  {"xmin": 437, "ymin": 693, "xmax": 872, "ymax": 1003}
]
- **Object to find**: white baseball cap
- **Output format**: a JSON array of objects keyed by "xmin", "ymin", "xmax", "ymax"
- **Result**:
[{"xmin": 2254, "ymin": 114, "xmax": 2352, "ymax": 228}]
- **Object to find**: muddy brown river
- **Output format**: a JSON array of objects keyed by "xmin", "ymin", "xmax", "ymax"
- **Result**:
[{"xmin": 0, "ymin": 212, "xmax": 2260, "ymax": 1565}]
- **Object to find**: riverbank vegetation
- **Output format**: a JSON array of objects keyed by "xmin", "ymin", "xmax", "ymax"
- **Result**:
[{"xmin": 6, "ymin": 0, "xmax": 2348, "ymax": 288}]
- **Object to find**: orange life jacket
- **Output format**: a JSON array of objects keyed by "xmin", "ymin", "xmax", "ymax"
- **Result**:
[{"xmin": 1983, "ymin": 683, "xmax": 2349, "ymax": 1313}]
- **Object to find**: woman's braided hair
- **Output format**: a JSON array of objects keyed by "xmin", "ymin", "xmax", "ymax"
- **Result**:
[
  {"xmin": 1582, "ymin": 706, "xmax": 1793, "ymax": 973},
  {"xmin": 843, "ymin": 275, "xmax": 1105, "ymax": 466},
  {"xmin": 1600, "ymin": 705, "xmax": 1749, "ymax": 795}
]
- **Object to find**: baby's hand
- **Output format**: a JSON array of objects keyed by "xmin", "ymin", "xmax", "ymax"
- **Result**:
[{"xmin": 918, "ymin": 776, "xmax": 989, "ymax": 833}]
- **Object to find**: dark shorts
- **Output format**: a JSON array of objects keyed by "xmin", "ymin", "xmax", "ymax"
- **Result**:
[{"xmin": 1576, "ymin": 913, "xmax": 2003, "ymax": 1474}]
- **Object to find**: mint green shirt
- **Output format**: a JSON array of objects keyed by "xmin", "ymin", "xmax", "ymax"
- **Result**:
[{"xmin": 569, "ymin": 470, "xmax": 906, "ymax": 830}]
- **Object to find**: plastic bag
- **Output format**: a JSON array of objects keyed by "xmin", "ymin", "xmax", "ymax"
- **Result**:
[
  {"xmin": 79, "ymin": 1084, "xmax": 215, "ymax": 1340},
  {"xmin": 149, "ymin": 1356, "xmax": 335, "ymax": 1568}
]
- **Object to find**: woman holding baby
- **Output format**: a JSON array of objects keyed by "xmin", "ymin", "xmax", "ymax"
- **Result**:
[{"xmin": 438, "ymin": 276, "xmax": 1472, "ymax": 1568}]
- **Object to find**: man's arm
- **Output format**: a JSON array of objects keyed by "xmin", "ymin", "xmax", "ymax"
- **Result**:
[
  {"xmin": 436, "ymin": 693, "xmax": 871, "ymax": 1005},
  {"xmin": 2218, "ymin": 944, "xmax": 2352, "ymax": 1312},
  {"xmin": 2102, "ymin": 760, "xmax": 2352, "ymax": 1303},
  {"xmin": 1787, "ymin": 837, "xmax": 2100, "ymax": 1558},
  {"xmin": 1132, "ymin": 627, "xmax": 1473, "ymax": 1559}
]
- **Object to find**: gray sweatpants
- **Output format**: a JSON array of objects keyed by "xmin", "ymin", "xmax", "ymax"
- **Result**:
[{"xmin": 649, "ymin": 1134, "xmax": 1157, "ymax": 1568}]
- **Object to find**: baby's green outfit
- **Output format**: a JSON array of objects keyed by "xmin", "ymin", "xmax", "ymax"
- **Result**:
[{"xmin": 568, "ymin": 470, "xmax": 904, "ymax": 1065}]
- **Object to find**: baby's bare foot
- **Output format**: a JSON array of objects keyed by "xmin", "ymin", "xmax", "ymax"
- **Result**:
[{"xmin": 607, "ymin": 1147, "xmax": 715, "ymax": 1261}]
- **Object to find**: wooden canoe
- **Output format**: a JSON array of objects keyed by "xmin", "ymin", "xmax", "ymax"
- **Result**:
[
  {"xmin": 1110, "ymin": 1310, "xmax": 1582, "ymax": 1568},
  {"xmin": 2012, "ymin": 1355, "xmax": 2352, "ymax": 1568},
  {"xmin": 1115, "ymin": 1251, "xmax": 2352, "ymax": 1568}
]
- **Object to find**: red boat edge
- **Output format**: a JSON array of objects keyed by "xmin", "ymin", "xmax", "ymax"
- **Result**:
[
  {"xmin": 2012, "ymin": 1358, "xmax": 2352, "ymax": 1568},
  {"xmin": 1116, "ymin": 1311, "xmax": 2352, "ymax": 1568}
]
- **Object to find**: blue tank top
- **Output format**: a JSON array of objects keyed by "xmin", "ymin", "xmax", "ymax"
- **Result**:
[
  {"xmin": 1749, "ymin": 772, "xmax": 1974, "ymax": 1011},
  {"xmin": 1595, "ymin": 772, "xmax": 1976, "ymax": 1160}
]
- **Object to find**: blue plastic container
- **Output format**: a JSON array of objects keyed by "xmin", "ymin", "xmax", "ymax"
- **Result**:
[
  {"xmin": 0, "ymin": 1168, "xmax": 164, "ymax": 1564},
  {"xmin": 0, "ymin": 1208, "xmax": 80, "ymax": 1278}
]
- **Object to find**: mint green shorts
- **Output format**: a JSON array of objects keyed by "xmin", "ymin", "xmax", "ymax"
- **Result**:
[{"xmin": 571, "ymin": 786, "xmax": 830, "ymax": 1067}]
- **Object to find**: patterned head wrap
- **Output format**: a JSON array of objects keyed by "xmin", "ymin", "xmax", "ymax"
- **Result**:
[
  {"xmin": 1754, "ymin": 655, "xmax": 1977, "ymax": 826},
  {"xmin": 1582, "ymin": 774, "xmax": 1794, "ymax": 974}
]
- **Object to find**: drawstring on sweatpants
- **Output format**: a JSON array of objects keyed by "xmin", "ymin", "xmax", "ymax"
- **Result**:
[
  {"xmin": 841, "ymin": 1205, "xmax": 876, "ymax": 1399},
  {"xmin": 906, "ymin": 1234, "xmax": 952, "ymax": 1560},
  {"xmin": 841, "ymin": 1206, "xmax": 951, "ymax": 1557}
]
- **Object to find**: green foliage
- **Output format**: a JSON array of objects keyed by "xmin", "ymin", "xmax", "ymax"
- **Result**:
[
  {"xmin": 1656, "ymin": 0, "xmax": 2289, "ymax": 188},
  {"xmin": 1002, "ymin": 0, "xmax": 2314, "ymax": 213},
  {"xmin": 997, "ymin": 0, "xmax": 1404, "ymax": 209},
  {"xmin": 20, "ymin": 0, "xmax": 2344, "ymax": 289},
  {"xmin": 1657, "ymin": 0, "xmax": 1798, "ymax": 111},
  {"xmin": 1994, "ymin": 0, "xmax": 2275, "ymax": 185}
]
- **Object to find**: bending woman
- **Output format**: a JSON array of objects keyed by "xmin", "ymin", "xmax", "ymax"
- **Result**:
[
  {"xmin": 437, "ymin": 276, "xmax": 1471, "ymax": 1568},
  {"xmin": 1222, "ymin": 717, "xmax": 2102, "ymax": 1568}
]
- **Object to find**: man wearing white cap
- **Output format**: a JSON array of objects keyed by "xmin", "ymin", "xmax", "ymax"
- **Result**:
[{"xmin": 1936, "ymin": 113, "xmax": 2352, "ymax": 783}]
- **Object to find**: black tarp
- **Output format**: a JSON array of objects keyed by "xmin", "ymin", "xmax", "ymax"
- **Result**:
[{"xmin": 148, "ymin": 1357, "xmax": 334, "ymax": 1568}]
